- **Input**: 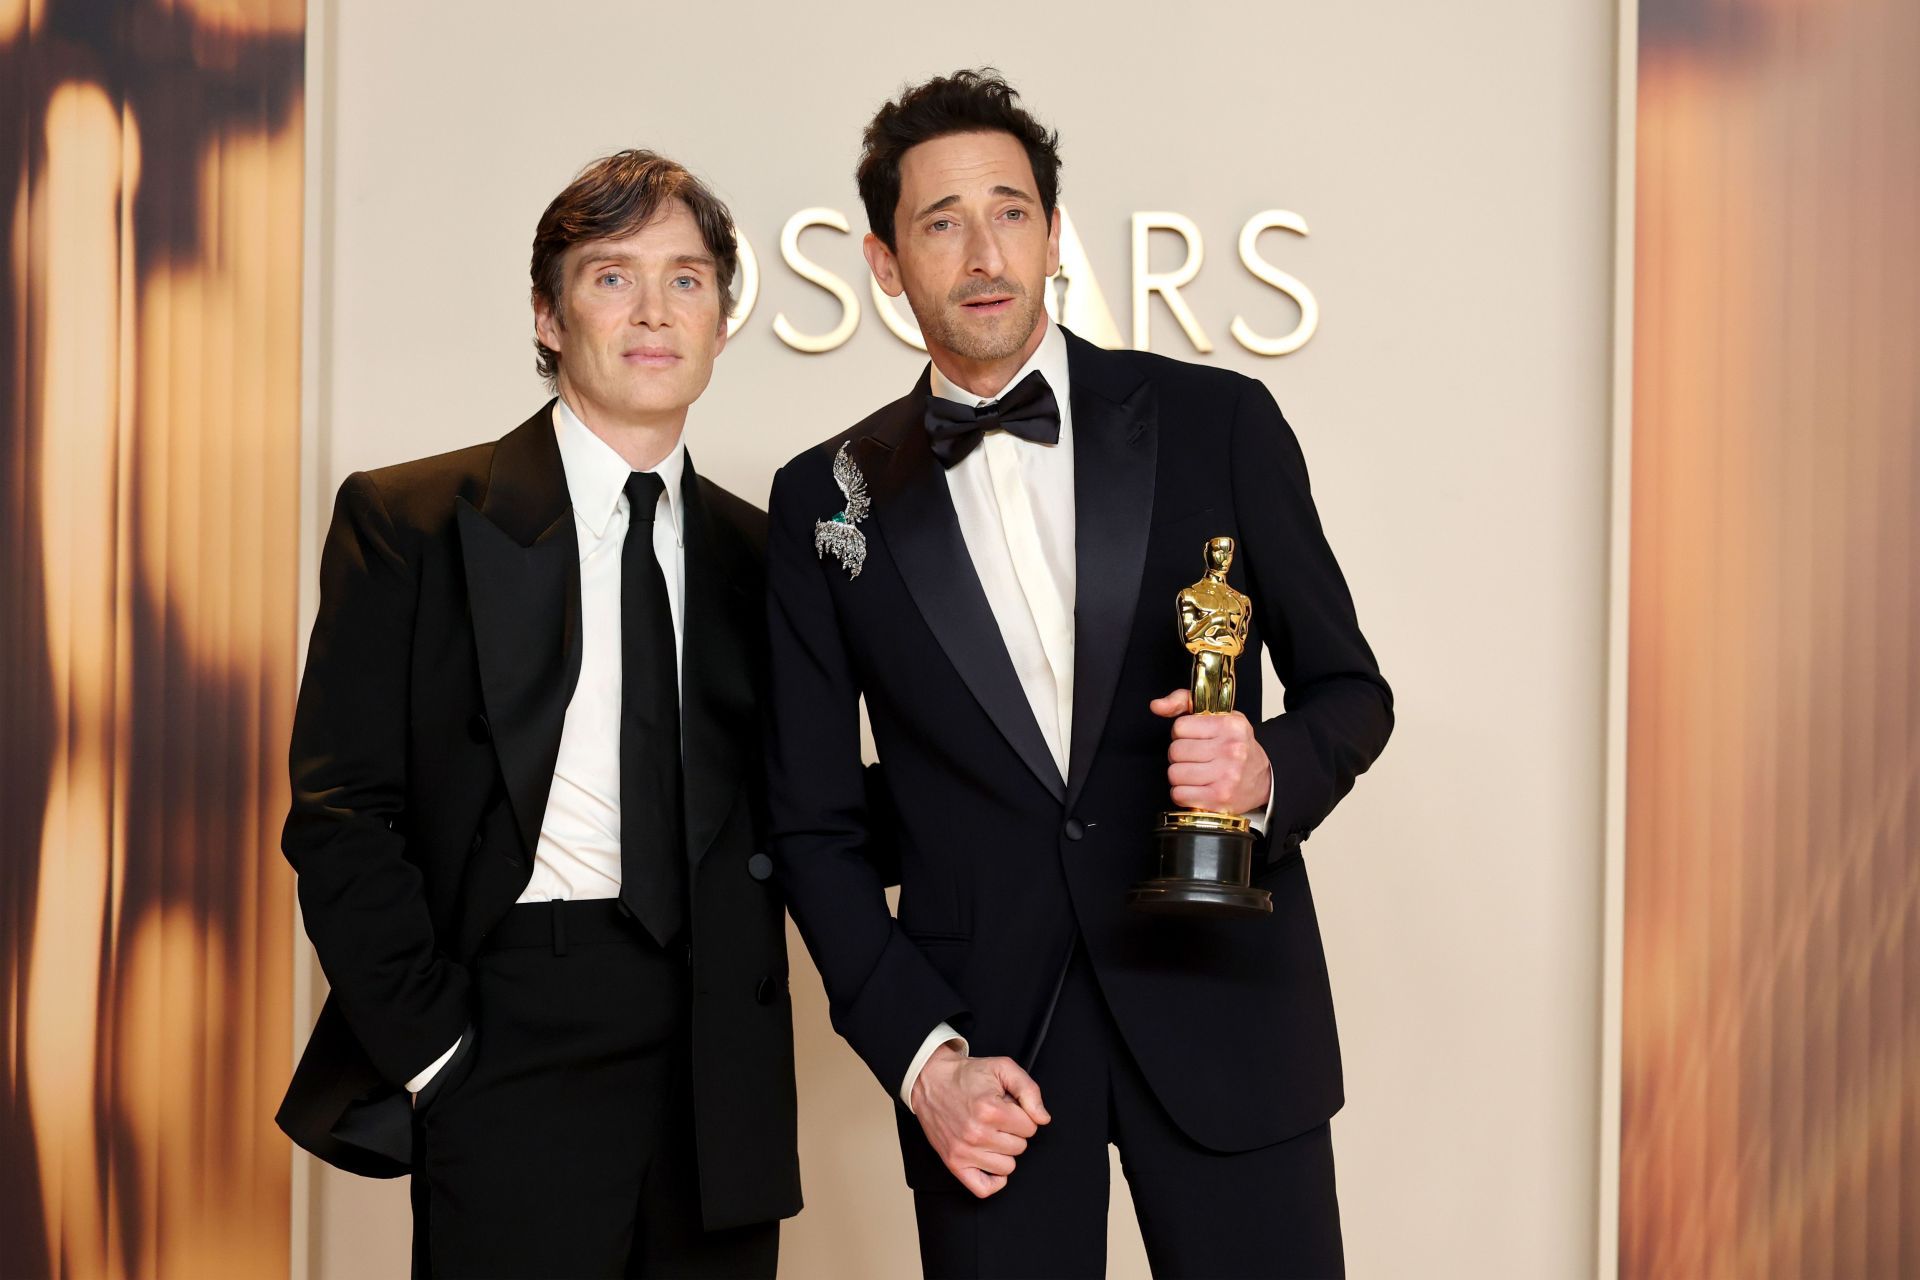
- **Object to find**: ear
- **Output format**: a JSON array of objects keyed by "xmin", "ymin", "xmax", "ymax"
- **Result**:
[
  {"xmin": 863, "ymin": 232, "xmax": 904, "ymax": 298},
  {"xmin": 533, "ymin": 291, "xmax": 564, "ymax": 355},
  {"xmin": 712, "ymin": 306, "xmax": 730, "ymax": 356},
  {"xmin": 1045, "ymin": 207, "xmax": 1062, "ymax": 280}
]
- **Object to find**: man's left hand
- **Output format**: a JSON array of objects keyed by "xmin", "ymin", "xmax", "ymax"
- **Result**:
[{"xmin": 1149, "ymin": 689, "xmax": 1271, "ymax": 814}]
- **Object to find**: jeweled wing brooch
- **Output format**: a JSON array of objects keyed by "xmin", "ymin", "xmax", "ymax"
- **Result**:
[{"xmin": 813, "ymin": 442, "xmax": 870, "ymax": 579}]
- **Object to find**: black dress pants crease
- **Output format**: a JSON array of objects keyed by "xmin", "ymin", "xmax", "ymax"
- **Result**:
[
  {"xmin": 410, "ymin": 899, "xmax": 777, "ymax": 1279},
  {"xmin": 912, "ymin": 946, "xmax": 1344, "ymax": 1280}
]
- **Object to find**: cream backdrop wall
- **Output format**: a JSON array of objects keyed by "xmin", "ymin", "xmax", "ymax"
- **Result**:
[{"xmin": 296, "ymin": 2, "xmax": 1618, "ymax": 1276}]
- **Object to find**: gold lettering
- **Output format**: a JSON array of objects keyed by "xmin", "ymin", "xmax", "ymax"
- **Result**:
[
  {"xmin": 1230, "ymin": 210, "xmax": 1317, "ymax": 356},
  {"xmin": 726, "ymin": 230, "xmax": 759, "ymax": 337},
  {"xmin": 773, "ymin": 208, "xmax": 859, "ymax": 353},
  {"xmin": 1131, "ymin": 212, "xmax": 1212, "ymax": 353}
]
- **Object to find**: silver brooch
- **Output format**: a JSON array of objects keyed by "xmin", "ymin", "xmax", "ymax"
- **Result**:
[{"xmin": 813, "ymin": 442, "xmax": 870, "ymax": 579}]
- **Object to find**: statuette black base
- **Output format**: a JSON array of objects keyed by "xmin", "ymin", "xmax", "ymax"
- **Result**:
[{"xmin": 1127, "ymin": 812, "xmax": 1272, "ymax": 919}]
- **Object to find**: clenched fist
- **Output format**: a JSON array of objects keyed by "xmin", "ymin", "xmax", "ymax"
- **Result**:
[
  {"xmin": 1150, "ymin": 688, "xmax": 1272, "ymax": 814},
  {"xmin": 910, "ymin": 1043, "xmax": 1052, "ymax": 1198}
]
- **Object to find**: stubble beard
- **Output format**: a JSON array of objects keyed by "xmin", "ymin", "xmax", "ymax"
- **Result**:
[{"xmin": 910, "ymin": 278, "xmax": 1045, "ymax": 365}]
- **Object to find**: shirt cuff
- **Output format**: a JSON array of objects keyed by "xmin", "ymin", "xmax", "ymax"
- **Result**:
[
  {"xmin": 1243, "ymin": 771, "xmax": 1278, "ymax": 836},
  {"xmin": 900, "ymin": 1022, "xmax": 968, "ymax": 1111},
  {"xmin": 405, "ymin": 1035, "xmax": 463, "ymax": 1094}
]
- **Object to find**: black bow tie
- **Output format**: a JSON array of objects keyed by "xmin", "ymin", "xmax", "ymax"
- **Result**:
[{"xmin": 923, "ymin": 369, "xmax": 1061, "ymax": 468}]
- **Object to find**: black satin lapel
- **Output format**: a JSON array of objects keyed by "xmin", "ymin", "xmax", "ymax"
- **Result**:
[
  {"xmin": 458, "ymin": 406, "xmax": 582, "ymax": 859},
  {"xmin": 1065, "ymin": 349, "xmax": 1158, "ymax": 808},
  {"xmin": 870, "ymin": 403, "xmax": 1066, "ymax": 803},
  {"xmin": 678, "ymin": 462, "xmax": 752, "ymax": 869}
]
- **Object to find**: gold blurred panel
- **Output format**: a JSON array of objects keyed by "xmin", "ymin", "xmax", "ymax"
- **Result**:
[
  {"xmin": 1, "ymin": 2, "xmax": 304, "ymax": 1277},
  {"xmin": 1624, "ymin": 0, "xmax": 1919, "ymax": 1277}
]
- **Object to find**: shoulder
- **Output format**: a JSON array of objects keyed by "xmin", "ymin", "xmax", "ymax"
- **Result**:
[
  {"xmin": 1087, "ymin": 342, "xmax": 1263, "ymax": 408},
  {"xmin": 337, "ymin": 439, "xmax": 496, "ymax": 536},
  {"xmin": 695, "ymin": 475, "xmax": 768, "ymax": 561},
  {"xmin": 784, "ymin": 386, "xmax": 917, "ymax": 475},
  {"xmin": 771, "ymin": 387, "xmax": 917, "ymax": 511}
]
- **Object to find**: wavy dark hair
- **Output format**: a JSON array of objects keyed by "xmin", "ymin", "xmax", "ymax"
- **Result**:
[
  {"xmin": 530, "ymin": 149, "xmax": 739, "ymax": 387},
  {"xmin": 856, "ymin": 69, "xmax": 1062, "ymax": 251}
]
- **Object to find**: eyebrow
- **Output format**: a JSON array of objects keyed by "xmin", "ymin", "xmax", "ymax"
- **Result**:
[
  {"xmin": 577, "ymin": 251, "xmax": 715, "ymax": 271},
  {"xmin": 910, "ymin": 185, "xmax": 1037, "ymax": 222}
]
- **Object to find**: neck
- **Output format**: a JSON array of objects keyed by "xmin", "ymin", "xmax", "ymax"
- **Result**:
[
  {"xmin": 928, "ymin": 316, "xmax": 1049, "ymax": 401},
  {"xmin": 558, "ymin": 385, "xmax": 683, "ymax": 471}
]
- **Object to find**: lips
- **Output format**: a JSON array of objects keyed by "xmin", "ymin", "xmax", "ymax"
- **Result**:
[{"xmin": 623, "ymin": 348, "xmax": 681, "ymax": 365}]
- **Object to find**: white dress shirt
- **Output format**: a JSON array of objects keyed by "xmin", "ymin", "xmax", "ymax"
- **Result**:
[
  {"xmin": 898, "ymin": 319, "xmax": 1272, "ymax": 1109},
  {"xmin": 407, "ymin": 396, "xmax": 686, "ymax": 1093},
  {"xmin": 899, "ymin": 322, "xmax": 1078, "ymax": 1107},
  {"xmin": 520, "ymin": 396, "xmax": 687, "ymax": 904}
]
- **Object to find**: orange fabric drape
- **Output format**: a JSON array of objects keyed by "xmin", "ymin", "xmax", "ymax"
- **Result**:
[
  {"xmin": 1, "ymin": 3, "xmax": 304, "ymax": 1276},
  {"xmin": 1623, "ymin": 0, "xmax": 1919, "ymax": 1276}
]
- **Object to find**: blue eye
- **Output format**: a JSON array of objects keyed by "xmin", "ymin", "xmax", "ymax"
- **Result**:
[
  {"xmin": 930, "ymin": 219, "xmax": 953, "ymax": 232},
  {"xmin": 599, "ymin": 272, "xmax": 622, "ymax": 287},
  {"xmin": 672, "ymin": 275, "xmax": 697, "ymax": 289},
  {"xmin": 1005, "ymin": 209, "xmax": 1025, "ymax": 221}
]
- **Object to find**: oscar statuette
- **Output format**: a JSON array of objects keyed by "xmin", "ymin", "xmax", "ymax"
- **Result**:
[{"xmin": 1127, "ymin": 537, "xmax": 1273, "ymax": 918}]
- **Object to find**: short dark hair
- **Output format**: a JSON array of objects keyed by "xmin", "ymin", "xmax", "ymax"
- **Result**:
[
  {"xmin": 856, "ymin": 69, "xmax": 1062, "ymax": 251},
  {"xmin": 530, "ymin": 149, "xmax": 739, "ymax": 387}
]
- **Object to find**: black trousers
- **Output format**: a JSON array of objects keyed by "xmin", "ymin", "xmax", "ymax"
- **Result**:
[
  {"xmin": 912, "ymin": 947, "xmax": 1344, "ymax": 1279},
  {"xmin": 410, "ymin": 900, "xmax": 778, "ymax": 1279}
]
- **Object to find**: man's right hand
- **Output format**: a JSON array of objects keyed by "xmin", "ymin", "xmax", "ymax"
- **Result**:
[{"xmin": 909, "ymin": 1043, "xmax": 1051, "ymax": 1198}]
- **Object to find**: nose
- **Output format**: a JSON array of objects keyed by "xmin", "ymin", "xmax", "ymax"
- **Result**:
[
  {"xmin": 963, "ymin": 220, "xmax": 1007, "ymax": 279},
  {"xmin": 629, "ymin": 279, "xmax": 669, "ymax": 328}
]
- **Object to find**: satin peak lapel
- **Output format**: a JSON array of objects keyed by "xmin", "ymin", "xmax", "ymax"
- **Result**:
[
  {"xmin": 869, "ymin": 380, "xmax": 1066, "ymax": 802},
  {"xmin": 1064, "ymin": 332, "xmax": 1157, "ymax": 808}
]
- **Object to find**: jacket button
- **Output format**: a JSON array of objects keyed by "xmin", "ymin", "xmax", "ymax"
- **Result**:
[
  {"xmin": 467, "ymin": 714, "xmax": 491, "ymax": 744},
  {"xmin": 746, "ymin": 852, "xmax": 774, "ymax": 882},
  {"xmin": 754, "ymin": 976, "xmax": 777, "ymax": 1005},
  {"xmin": 1062, "ymin": 819, "xmax": 1085, "ymax": 841}
]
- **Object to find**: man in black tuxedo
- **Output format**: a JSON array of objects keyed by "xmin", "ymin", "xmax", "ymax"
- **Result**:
[
  {"xmin": 766, "ymin": 73, "xmax": 1392, "ymax": 1278},
  {"xmin": 277, "ymin": 151, "xmax": 799, "ymax": 1278}
]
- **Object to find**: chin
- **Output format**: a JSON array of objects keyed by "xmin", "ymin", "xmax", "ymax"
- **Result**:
[
  {"xmin": 952, "ymin": 321, "xmax": 1036, "ymax": 364},
  {"xmin": 621, "ymin": 377, "xmax": 699, "ymax": 413}
]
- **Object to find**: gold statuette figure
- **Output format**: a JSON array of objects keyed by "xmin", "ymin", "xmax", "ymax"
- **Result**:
[
  {"xmin": 1179, "ymin": 536, "xmax": 1252, "ymax": 717},
  {"xmin": 1128, "ymin": 537, "xmax": 1273, "ymax": 918}
]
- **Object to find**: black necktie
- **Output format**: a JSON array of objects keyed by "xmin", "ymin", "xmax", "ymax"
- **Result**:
[
  {"xmin": 923, "ymin": 368, "xmax": 1062, "ymax": 468},
  {"xmin": 619, "ymin": 471, "xmax": 685, "ymax": 947}
]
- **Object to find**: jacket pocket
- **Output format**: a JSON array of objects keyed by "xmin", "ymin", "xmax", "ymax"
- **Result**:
[{"xmin": 902, "ymin": 928, "xmax": 970, "ymax": 946}]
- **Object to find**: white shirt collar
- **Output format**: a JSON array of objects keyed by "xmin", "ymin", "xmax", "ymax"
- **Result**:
[
  {"xmin": 928, "ymin": 316, "xmax": 1071, "ymax": 412},
  {"xmin": 551, "ymin": 395, "xmax": 686, "ymax": 544}
]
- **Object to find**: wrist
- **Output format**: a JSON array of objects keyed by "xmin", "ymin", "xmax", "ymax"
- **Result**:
[
  {"xmin": 911, "ymin": 1041, "xmax": 966, "ymax": 1109},
  {"xmin": 1240, "ymin": 745, "xmax": 1272, "ymax": 813}
]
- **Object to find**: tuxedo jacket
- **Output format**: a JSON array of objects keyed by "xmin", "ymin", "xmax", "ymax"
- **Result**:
[
  {"xmin": 766, "ymin": 328, "xmax": 1392, "ymax": 1183},
  {"xmin": 276, "ymin": 405, "xmax": 801, "ymax": 1231}
]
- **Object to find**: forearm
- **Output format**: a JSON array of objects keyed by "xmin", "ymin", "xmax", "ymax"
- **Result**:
[
  {"xmin": 285, "ymin": 805, "xmax": 472, "ymax": 1083},
  {"xmin": 1253, "ymin": 678, "xmax": 1393, "ymax": 838},
  {"xmin": 283, "ymin": 472, "xmax": 470, "ymax": 1084},
  {"xmin": 1230, "ymin": 382, "xmax": 1394, "ymax": 838},
  {"xmin": 765, "ymin": 458, "xmax": 969, "ymax": 1090}
]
